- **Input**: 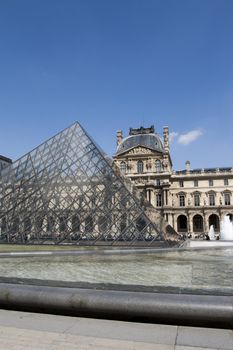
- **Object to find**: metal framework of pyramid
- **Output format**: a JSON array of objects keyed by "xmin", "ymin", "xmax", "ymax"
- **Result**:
[{"xmin": 0, "ymin": 122, "xmax": 167, "ymax": 246}]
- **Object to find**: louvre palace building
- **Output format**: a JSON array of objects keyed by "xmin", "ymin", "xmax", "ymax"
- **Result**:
[
  {"xmin": 113, "ymin": 125, "xmax": 233, "ymax": 238},
  {"xmin": 0, "ymin": 122, "xmax": 232, "ymax": 245}
]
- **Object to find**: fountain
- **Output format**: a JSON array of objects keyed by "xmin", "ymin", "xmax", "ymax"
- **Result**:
[
  {"xmin": 188, "ymin": 215, "xmax": 233, "ymax": 249},
  {"xmin": 208, "ymin": 225, "xmax": 215, "ymax": 240},
  {"xmin": 220, "ymin": 215, "xmax": 233, "ymax": 240},
  {"xmin": 206, "ymin": 216, "xmax": 233, "ymax": 241}
]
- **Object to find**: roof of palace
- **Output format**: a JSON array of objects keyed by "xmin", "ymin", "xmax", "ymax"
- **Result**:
[{"xmin": 116, "ymin": 127, "xmax": 164, "ymax": 155}]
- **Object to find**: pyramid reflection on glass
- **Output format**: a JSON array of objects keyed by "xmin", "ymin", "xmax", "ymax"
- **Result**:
[{"xmin": 0, "ymin": 122, "xmax": 167, "ymax": 246}]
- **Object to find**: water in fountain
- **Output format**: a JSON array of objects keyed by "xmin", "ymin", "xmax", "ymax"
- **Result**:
[
  {"xmin": 220, "ymin": 216, "xmax": 233, "ymax": 241},
  {"xmin": 208, "ymin": 225, "xmax": 215, "ymax": 240}
]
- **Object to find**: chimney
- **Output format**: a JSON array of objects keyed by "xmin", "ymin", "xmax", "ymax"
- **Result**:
[
  {"xmin": 163, "ymin": 126, "xmax": 169, "ymax": 152},
  {"xmin": 116, "ymin": 130, "xmax": 123, "ymax": 146},
  {"xmin": 185, "ymin": 160, "xmax": 191, "ymax": 173}
]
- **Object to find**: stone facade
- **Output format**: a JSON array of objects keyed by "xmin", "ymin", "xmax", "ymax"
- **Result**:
[{"xmin": 113, "ymin": 126, "xmax": 233, "ymax": 238}]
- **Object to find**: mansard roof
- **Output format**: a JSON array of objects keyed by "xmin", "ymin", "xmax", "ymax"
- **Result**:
[{"xmin": 116, "ymin": 133, "xmax": 164, "ymax": 155}]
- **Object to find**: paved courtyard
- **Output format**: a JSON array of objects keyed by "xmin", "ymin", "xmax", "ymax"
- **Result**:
[{"xmin": 0, "ymin": 309, "xmax": 232, "ymax": 350}]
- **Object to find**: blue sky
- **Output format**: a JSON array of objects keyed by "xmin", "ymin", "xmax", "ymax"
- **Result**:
[{"xmin": 0, "ymin": 0, "xmax": 233, "ymax": 170}]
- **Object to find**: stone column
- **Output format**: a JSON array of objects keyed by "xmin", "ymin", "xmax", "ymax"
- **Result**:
[
  {"xmin": 187, "ymin": 212, "xmax": 191, "ymax": 236},
  {"xmin": 203, "ymin": 212, "xmax": 207, "ymax": 234},
  {"xmin": 173, "ymin": 214, "xmax": 177, "ymax": 232},
  {"xmin": 204, "ymin": 213, "xmax": 209, "ymax": 233}
]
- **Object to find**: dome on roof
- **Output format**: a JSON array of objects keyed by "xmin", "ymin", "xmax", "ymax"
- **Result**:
[{"xmin": 116, "ymin": 133, "xmax": 164, "ymax": 155}]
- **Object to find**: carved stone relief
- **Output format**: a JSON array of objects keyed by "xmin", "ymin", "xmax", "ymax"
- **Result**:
[{"xmin": 127, "ymin": 147, "xmax": 153, "ymax": 155}]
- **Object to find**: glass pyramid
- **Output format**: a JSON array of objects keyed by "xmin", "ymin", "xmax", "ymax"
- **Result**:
[{"xmin": 0, "ymin": 122, "xmax": 167, "ymax": 246}]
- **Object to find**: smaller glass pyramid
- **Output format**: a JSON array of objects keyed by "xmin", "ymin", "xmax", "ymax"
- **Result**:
[{"xmin": 0, "ymin": 122, "xmax": 167, "ymax": 246}]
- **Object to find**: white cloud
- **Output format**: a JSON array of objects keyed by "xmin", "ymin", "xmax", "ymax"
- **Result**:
[
  {"xmin": 178, "ymin": 129, "xmax": 203, "ymax": 145},
  {"xmin": 169, "ymin": 131, "xmax": 179, "ymax": 143}
]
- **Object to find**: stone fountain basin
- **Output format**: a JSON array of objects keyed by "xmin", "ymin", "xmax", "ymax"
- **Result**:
[
  {"xmin": 0, "ymin": 247, "xmax": 232, "ymax": 328},
  {"xmin": 186, "ymin": 240, "xmax": 233, "ymax": 248}
]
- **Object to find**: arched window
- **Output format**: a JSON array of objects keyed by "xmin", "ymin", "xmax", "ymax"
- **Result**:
[
  {"xmin": 35, "ymin": 215, "xmax": 44, "ymax": 231},
  {"xmin": 72, "ymin": 215, "xmax": 80, "ymax": 233},
  {"xmin": 59, "ymin": 216, "xmax": 67, "ymax": 232},
  {"xmin": 47, "ymin": 216, "xmax": 55, "ymax": 232},
  {"xmin": 136, "ymin": 217, "xmax": 146, "ymax": 232},
  {"xmin": 120, "ymin": 161, "xmax": 127, "ymax": 174},
  {"xmin": 209, "ymin": 214, "xmax": 220, "ymax": 231},
  {"xmin": 137, "ymin": 160, "xmax": 144, "ymax": 173},
  {"xmin": 177, "ymin": 215, "xmax": 187, "ymax": 232},
  {"xmin": 98, "ymin": 216, "xmax": 107, "ymax": 232},
  {"xmin": 85, "ymin": 216, "xmax": 94, "ymax": 233},
  {"xmin": 155, "ymin": 160, "xmax": 163, "ymax": 173},
  {"xmin": 193, "ymin": 214, "xmax": 203, "ymax": 232},
  {"xmin": 1, "ymin": 217, "xmax": 7, "ymax": 235},
  {"xmin": 11, "ymin": 217, "xmax": 19, "ymax": 234},
  {"xmin": 120, "ymin": 213, "xmax": 127, "ymax": 233},
  {"xmin": 24, "ymin": 217, "xmax": 32, "ymax": 234}
]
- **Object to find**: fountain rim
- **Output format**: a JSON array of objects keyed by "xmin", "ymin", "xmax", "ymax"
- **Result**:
[
  {"xmin": 0, "ymin": 282, "xmax": 232, "ymax": 329},
  {"xmin": 0, "ymin": 244, "xmax": 233, "ymax": 258}
]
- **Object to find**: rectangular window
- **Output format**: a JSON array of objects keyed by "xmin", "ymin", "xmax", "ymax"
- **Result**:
[
  {"xmin": 209, "ymin": 179, "xmax": 214, "ymax": 186},
  {"xmin": 224, "ymin": 178, "xmax": 229, "ymax": 186},
  {"xmin": 194, "ymin": 180, "xmax": 198, "ymax": 187},
  {"xmin": 147, "ymin": 190, "xmax": 152, "ymax": 204},
  {"xmin": 179, "ymin": 180, "xmax": 184, "ymax": 188},
  {"xmin": 156, "ymin": 194, "xmax": 162, "ymax": 207},
  {"xmin": 137, "ymin": 161, "xmax": 144, "ymax": 173},
  {"xmin": 179, "ymin": 195, "xmax": 185, "ymax": 207},
  {"xmin": 156, "ymin": 179, "xmax": 161, "ymax": 186},
  {"xmin": 194, "ymin": 194, "xmax": 200, "ymax": 206},
  {"xmin": 209, "ymin": 194, "xmax": 215, "ymax": 206},
  {"xmin": 224, "ymin": 193, "xmax": 230, "ymax": 205}
]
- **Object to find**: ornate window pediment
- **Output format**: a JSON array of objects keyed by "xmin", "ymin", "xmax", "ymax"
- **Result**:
[
  {"xmin": 207, "ymin": 190, "xmax": 216, "ymax": 195},
  {"xmin": 222, "ymin": 189, "xmax": 231, "ymax": 195},
  {"xmin": 176, "ymin": 191, "xmax": 186, "ymax": 197},
  {"xmin": 191, "ymin": 191, "xmax": 201, "ymax": 196}
]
